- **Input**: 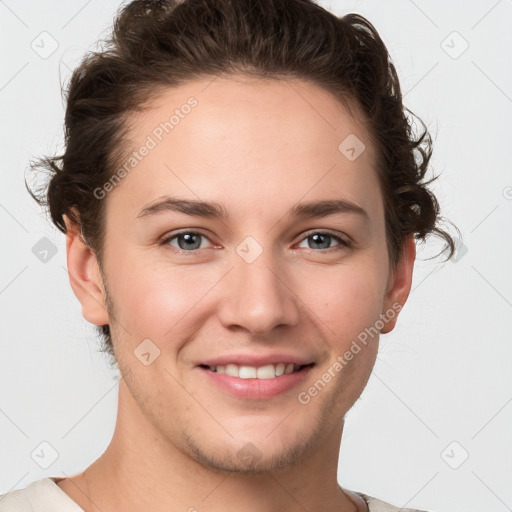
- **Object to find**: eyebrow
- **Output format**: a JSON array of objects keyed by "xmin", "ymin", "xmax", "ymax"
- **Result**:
[{"xmin": 136, "ymin": 197, "xmax": 370, "ymax": 224}]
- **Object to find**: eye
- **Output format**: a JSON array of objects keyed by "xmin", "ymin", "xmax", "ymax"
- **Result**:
[
  {"xmin": 160, "ymin": 230, "xmax": 350, "ymax": 254},
  {"xmin": 161, "ymin": 231, "xmax": 213, "ymax": 252},
  {"xmin": 296, "ymin": 231, "xmax": 350, "ymax": 251}
]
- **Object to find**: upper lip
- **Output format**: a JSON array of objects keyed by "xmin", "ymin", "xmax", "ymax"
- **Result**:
[{"xmin": 198, "ymin": 353, "xmax": 315, "ymax": 368}]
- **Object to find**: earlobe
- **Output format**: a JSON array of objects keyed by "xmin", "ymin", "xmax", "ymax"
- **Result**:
[
  {"xmin": 63, "ymin": 214, "xmax": 110, "ymax": 327},
  {"xmin": 380, "ymin": 235, "xmax": 416, "ymax": 334}
]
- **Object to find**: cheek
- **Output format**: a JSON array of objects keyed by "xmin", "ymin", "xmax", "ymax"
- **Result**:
[
  {"xmin": 105, "ymin": 244, "xmax": 186, "ymax": 339},
  {"xmin": 308, "ymin": 267, "xmax": 385, "ymax": 392},
  {"xmin": 114, "ymin": 266, "xmax": 202, "ymax": 340},
  {"xmin": 105, "ymin": 241, "xmax": 388, "ymax": 349},
  {"xmin": 296, "ymin": 259, "xmax": 387, "ymax": 342},
  {"xmin": 108, "ymin": 250, "xmax": 228, "ymax": 352}
]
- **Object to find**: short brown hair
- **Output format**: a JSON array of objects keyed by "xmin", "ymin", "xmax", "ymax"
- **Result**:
[{"xmin": 27, "ymin": 0, "xmax": 457, "ymax": 364}]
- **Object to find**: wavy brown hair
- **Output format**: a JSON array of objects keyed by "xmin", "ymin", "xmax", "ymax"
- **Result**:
[{"xmin": 27, "ymin": 0, "xmax": 457, "ymax": 365}]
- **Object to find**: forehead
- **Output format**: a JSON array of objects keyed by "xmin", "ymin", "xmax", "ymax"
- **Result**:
[
  {"xmin": 131, "ymin": 76, "xmax": 375, "ymax": 159},
  {"xmin": 110, "ymin": 76, "xmax": 382, "ymax": 223}
]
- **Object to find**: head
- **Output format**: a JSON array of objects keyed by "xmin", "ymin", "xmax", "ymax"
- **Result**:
[{"xmin": 28, "ymin": 0, "xmax": 456, "ymax": 473}]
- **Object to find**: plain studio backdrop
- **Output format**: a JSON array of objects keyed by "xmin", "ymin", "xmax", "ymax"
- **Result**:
[{"xmin": 0, "ymin": 1, "xmax": 511, "ymax": 511}]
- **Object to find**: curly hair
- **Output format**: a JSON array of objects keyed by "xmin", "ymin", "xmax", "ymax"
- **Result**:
[{"xmin": 27, "ymin": 0, "xmax": 457, "ymax": 365}]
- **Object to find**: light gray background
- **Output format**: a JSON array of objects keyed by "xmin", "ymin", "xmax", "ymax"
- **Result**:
[{"xmin": 1, "ymin": 1, "xmax": 511, "ymax": 511}]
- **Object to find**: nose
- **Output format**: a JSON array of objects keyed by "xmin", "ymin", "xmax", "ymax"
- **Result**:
[{"xmin": 216, "ymin": 251, "xmax": 301, "ymax": 336}]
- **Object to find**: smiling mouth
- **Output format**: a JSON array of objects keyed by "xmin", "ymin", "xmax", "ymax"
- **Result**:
[{"xmin": 198, "ymin": 362, "xmax": 314, "ymax": 379}]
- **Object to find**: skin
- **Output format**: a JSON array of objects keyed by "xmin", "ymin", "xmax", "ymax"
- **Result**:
[{"xmin": 57, "ymin": 76, "xmax": 415, "ymax": 512}]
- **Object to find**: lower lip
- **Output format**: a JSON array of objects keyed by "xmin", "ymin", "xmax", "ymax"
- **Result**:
[{"xmin": 198, "ymin": 365, "xmax": 314, "ymax": 400}]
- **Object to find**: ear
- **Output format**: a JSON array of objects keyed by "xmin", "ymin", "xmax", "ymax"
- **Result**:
[
  {"xmin": 63, "ymin": 214, "xmax": 110, "ymax": 327},
  {"xmin": 380, "ymin": 235, "xmax": 416, "ymax": 334}
]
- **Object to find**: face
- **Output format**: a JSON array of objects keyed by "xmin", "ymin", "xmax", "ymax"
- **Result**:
[{"xmin": 70, "ymin": 76, "xmax": 414, "ymax": 474}]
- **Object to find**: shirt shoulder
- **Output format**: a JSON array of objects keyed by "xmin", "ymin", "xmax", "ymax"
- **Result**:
[
  {"xmin": 357, "ymin": 491, "xmax": 434, "ymax": 512},
  {"xmin": 0, "ymin": 479, "xmax": 435, "ymax": 512},
  {"xmin": 0, "ymin": 478, "xmax": 84, "ymax": 512}
]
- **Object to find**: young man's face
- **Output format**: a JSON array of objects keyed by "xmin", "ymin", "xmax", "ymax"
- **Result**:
[{"xmin": 69, "ymin": 76, "xmax": 414, "ymax": 474}]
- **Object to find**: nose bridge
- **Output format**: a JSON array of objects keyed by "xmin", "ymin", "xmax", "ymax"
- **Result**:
[{"xmin": 217, "ymin": 240, "xmax": 300, "ymax": 334}]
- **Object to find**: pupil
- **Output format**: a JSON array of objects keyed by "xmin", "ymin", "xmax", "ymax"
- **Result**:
[
  {"xmin": 179, "ymin": 233, "xmax": 201, "ymax": 250},
  {"xmin": 310, "ymin": 233, "xmax": 330, "ymax": 250}
]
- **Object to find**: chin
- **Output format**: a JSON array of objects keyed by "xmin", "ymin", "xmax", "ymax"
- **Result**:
[{"xmin": 181, "ymin": 426, "xmax": 317, "ymax": 475}]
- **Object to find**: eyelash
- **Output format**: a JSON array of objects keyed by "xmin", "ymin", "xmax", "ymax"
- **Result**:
[{"xmin": 159, "ymin": 230, "xmax": 351, "ymax": 255}]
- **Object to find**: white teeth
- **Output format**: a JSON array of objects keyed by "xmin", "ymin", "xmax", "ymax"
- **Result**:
[
  {"xmin": 211, "ymin": 362, "xmax": 304, "ymax": 379},
  {"xmin": 225, "ymin": 364, "xmax": 238, "ymax": 377},
  {"xmin": 239, "ymin": 366, "xmax": 257, "ymax": 378},
  {"xmin": 256, "ymin": 364, "xmax": 276, "ymax": 379}
]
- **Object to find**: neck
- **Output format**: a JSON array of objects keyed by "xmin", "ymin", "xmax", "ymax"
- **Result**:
[{"xmin": 63, "ymin": 378, "xmax": 365, "ymax": 512}]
